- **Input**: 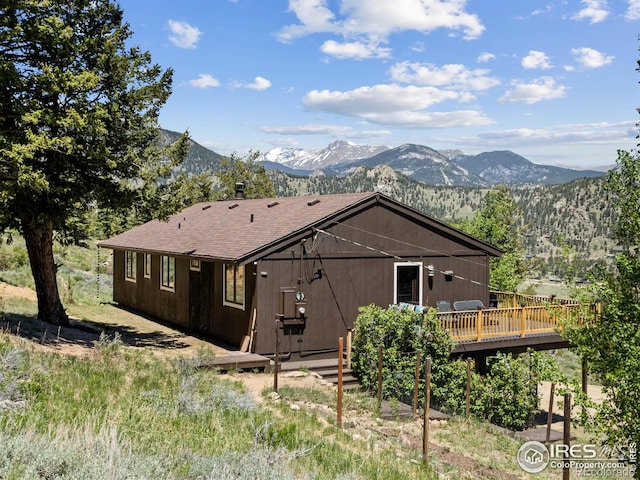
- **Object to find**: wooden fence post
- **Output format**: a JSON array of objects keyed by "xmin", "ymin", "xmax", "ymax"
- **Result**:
[
  {"xmin": 520, "ymin": 303, "xmax": 527, "ymax": 338},
  {"xmin": 546, "ymin": 383, "xmax": 555, "ymax": 446},
  {"xmin": 413, "ymin": 351, "xmax": 421, "ymax": 415},
  {"xmin": 377, "ymin": 345, "xmax": 383, "ymax": 410},
  {"xmin": 422, "ymin": 357, "xmax": 432, "ymax": 463},
  {"xmin": 337, "ymin": 337, "xmax": 343, "ymax": 428},
  {"xmin": 563, "ymin": 392, "xmax": 571, "ymax": 480},
  {"xmin": 274, "ymin": 315, "xmax": 280, "ymax": 392},
  {"xmin": 346, "ymin": 329, "xmax": 352, "ymax": 370},
  {"xmin": 466, "ymin": 358, "xmax": 472, "ymax": 419}
]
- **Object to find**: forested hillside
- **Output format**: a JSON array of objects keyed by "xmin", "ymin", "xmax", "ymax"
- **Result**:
[{"xmin": 268, "ymin": 166, "xmax": 616, "ymax": 280}]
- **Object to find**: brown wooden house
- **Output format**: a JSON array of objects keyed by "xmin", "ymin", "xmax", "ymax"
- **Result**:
[{"xmin": 98, "ymin": 192, "xmax": 502, "ymax": 358}]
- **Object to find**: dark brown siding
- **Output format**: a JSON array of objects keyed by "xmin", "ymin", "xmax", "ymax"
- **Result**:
[
  {"xmin": 204, "ymin": 262, "xmax": 255, "ymax": 346},
  {"xmin": 253, "ymin": 204, "xmax": 491, "ymax": 356},
  {"xmin": 111, "ymin": 200, "xmax": 494, "ymax": 356},
  {"xmin": 189, "ymin": 262, "xmax": 212, "ymax": 332},
  {"xmin": 112, "ymin": 250, "xmax": 188, "ymax": 329}
]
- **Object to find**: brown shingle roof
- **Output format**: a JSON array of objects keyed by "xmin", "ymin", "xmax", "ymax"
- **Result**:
[{"xmin": 99, "ymin": 192, "xmax": 378, "ymax": 261}]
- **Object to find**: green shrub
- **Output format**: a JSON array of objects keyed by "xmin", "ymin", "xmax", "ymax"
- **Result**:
[
  {"xmin": 475, "ymin": 353, "xmax": 537, "ymax": 430},
  {"xmin": 351, "ymin": 305, "xmax": 454, "ymax": 406},
  {"xmin": 351, "ymin": 305, "xmax": 562, "ymax": 430}
]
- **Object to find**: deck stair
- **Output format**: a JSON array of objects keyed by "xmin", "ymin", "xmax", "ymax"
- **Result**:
[{"xmin": 279, "ymin": 358, "xmax": 361, "ymax": 391}]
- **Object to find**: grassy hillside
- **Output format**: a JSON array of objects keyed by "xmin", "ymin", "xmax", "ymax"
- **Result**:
[{"xmin": 0, "ymin": 237, "xmax": 601, "ymax": 480}]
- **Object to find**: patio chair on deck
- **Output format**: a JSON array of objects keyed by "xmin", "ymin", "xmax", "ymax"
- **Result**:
[
  {"xmin": 437, "ymin": 300, "xmax": 457, "ymax": 334},
  {"xmin": 436, "ymin": 300, "xmax": 452, "ymax": 312}
]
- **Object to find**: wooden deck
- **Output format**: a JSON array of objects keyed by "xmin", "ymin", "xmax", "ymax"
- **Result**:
[
  {"xmin": 198, "ymin": 293, "xmax": 591, "ymax": 370},
  {"xmin": 199, "ymin": 352, "xmax": 272, "ymax": 371},
  {"xmin": 436, "ymin": 293, "xmax": 592, "ymax": 344}
]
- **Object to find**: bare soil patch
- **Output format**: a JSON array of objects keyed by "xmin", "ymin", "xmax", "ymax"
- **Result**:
[{"xmin": 0, "ymin": 282, "xmax": 37, "ymax": 302}]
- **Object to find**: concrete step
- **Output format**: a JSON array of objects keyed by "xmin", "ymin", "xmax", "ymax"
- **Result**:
[
  {"xmin": 313, "ymin": 368, "xmax": 354, "ymax": 377},
  {"xmin": 278, "ymin": 357, "xmax": 362, "ymax": 390}
]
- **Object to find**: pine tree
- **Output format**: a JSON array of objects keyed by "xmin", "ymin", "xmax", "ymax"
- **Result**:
[{"xmin": 0, "ymin": 0, "xmax": 187, "ymax": 325}]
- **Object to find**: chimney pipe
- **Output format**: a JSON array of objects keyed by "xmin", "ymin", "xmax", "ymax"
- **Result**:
[{"xmin": 234, "ymin": 182, "xmax": 245, "ymax": 200}]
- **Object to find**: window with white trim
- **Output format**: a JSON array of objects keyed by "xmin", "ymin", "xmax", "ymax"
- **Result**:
[
  {"xmin": 190, "ymin": 259, "xmax": 201, "ymax": 271},
  {"xmin": 394, "ymin": 262, "xmax": 423, "ymax": 305},
  {"xmin": 224, "ymin": 263, "xmax": 244, "ymax": 308},
  {"xmin": 125, "ymin": 251, "xmax": 136, "ymax": 282},
  {"xmin": 143, "ymin": 253, "xmax": 151, "ymax": 279},
  {"xmin": 160, "ymin": 255, "xmax": 175, "ymax": 292}
]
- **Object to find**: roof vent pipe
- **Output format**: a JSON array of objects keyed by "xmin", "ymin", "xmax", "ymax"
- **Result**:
[{"xmin": 234, "ymin": 182, "xmax": 245, "ymax": 200}]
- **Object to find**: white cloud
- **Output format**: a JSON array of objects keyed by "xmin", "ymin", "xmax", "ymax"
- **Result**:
[
  {"xmin": 189, "ymin": 74, "xmax": 219, "ymax": 88},
  {"xmin": 320, "ymin": 40, "xmax": 392, "ymax": 59},
  {"xmin": 278, "ymin": 0, "xmax": 340, "ymax": 43},
  {"xmin": 498, "ymin": 77, "xmax": 568, "ymax": 104},
  {"xmin": 626, "ymin": 0, "xmax": 640, "ymax": 20},
  {"xmin": 303, "ymin": 84, "xmax": 461, "ymax": 116},
  {"xmin": 247, "ymin": 76, "xmax": 272, "ymax": 90},
  {"xmin": 477, "ymin": 52, "xmax": 495, "ymax": 63},
  {"xmin": 571, "ymin": 47, "xmax": 614, "ymax": 68},
  {"xmin": 388, "ymin": 62, "xmax": 500, "ymax": 91},
  {"xmin": 260, "ymin": 124, "xmax": 354, "ymax": 135},
  {"xmin": 168, "ymin": 20, "xmax": 202, "ymax": 49},
  {"xmin": 572, "ymin": 0, "xmax": 609, "ymax": 23},
  {"xmin": 301, "ymin": 83, "xmax": 492, "ymax": 129},
  {"xmin": 278, "ymin": 0, "xmax": 485, "ymax": 47},
  {"xmin": 363, "ymin": 110, "xmax": 493, "ymax": 128},
  {"xmin": 259, "ymin": 124, "xmax": 391, "ymax": 138},
  {"xmin": 530, "ymin": 4, "xmax": 555, "ymax": 16},
  {"xmin": 479, "ymin": 120, "xmax": 636, "ymax": 145},
  {"xmin": 231, "ymin": 76, "xmax": 273, "ymax": 90},
  {"xmin": 521, "ymin": 50, "xmax": 552, "ymax": 70}
]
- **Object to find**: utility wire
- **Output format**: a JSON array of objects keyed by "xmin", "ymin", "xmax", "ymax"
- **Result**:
[{"xmin": 314, "ymin": 227, "xmax": 489, "ymax": 289}]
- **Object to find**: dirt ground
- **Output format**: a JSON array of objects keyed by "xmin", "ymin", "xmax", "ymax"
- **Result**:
[
  {"xmin": 0, "ymin": 281, "xmax": 323, "ymax": 395},
  {"xmin": 0, "ymin": 282, "xmax": 37, "ymax": 302}
]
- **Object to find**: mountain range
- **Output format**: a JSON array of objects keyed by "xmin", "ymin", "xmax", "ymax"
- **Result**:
[
  {"xmin": 258, "ymin": 140, "xmax": 607, "ymax": 187},
  {"xmin": 164, "ymin": 130, "xmax": 609, "ymax": 188},
  {"xmin": 160, "ymin": 129, "xmax": 618, "ymax": 280}
]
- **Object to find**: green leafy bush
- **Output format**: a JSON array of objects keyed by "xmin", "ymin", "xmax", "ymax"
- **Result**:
[
  {"xmin": 351, "ymin": 305, "xmax": 454, "ymax": 407},
  {"xmin": 352, "ymin": 305, "xmax": 563, "ymax": 430},
  {"xmin": 475, "ymin": 353, "xmax": 538, "ymax": 430}
]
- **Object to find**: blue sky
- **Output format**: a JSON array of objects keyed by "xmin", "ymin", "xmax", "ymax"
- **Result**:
[{"xmin": 117, "ymin": 0, "xmax": 640, "ymax": 168}]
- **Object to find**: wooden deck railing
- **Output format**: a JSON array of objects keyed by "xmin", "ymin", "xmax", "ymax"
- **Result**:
[
  {"xmin": 491, "ymin": 290, "xmax": 580, "ymax": 308},
  {"xmin": 436, "ymin": 293, "xmax": 591, "ymax": 342}
]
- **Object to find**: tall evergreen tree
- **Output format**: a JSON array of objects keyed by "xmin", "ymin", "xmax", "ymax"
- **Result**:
[
  {"xmin": 0, "ymin": 0, "xmax": 187, "ymax": 325},
  {"xmin": 214, "ymin": 151, "xmax": 276, "ymax": 200},
  {"xmin": 457, "ymin": 185, "xmax": 528, "ymax": 291}
]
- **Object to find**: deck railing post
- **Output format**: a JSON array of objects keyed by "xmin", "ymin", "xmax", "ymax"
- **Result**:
[
  {"xmin": 476, "ymin": 309, "xmax": 483, "ymax": 341},
  {"xmin": 520, "ymin": 303, "xmax": 527, "ymax": 338},
  {"xmin": 512, "ymin": 291, "xmax": 517, "ymax": 308}
]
